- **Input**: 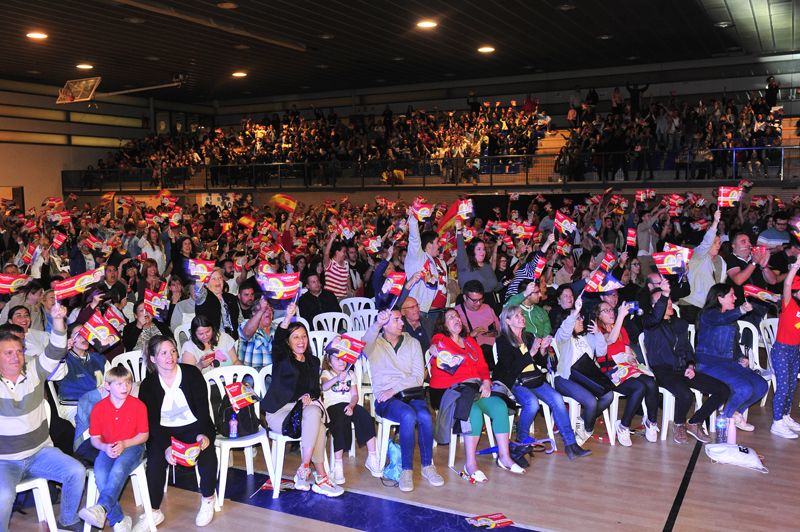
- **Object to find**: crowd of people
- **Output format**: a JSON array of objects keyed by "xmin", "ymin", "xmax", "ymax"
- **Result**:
[
  {"xmin": 89, "ymin": 96, "xmax": 555, "ymax": 187},
  {"xmin": 556, "ymin": 80, "xmax": 785, "ymax": 181},
  {"xmin": 1, "ymin": 181, "xmax": 800, "ymax": 530}
]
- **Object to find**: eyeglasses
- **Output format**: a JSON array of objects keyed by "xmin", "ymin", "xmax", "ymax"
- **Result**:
[
  {"xmin": 401, "ymin": 303, "xmax": 419, "ymax": 311},
  {"xmin": 600, "ymin": 308, "xmax": 615, "ymax": 314},
  {"xmin": 465, "ymin": 295, "xmax": 484, "ymax": 304}
]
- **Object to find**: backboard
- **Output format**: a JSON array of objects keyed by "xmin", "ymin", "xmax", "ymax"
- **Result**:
[{"xmin": 56, "ymin": 77, "xmax": 102, "ymax": 104}]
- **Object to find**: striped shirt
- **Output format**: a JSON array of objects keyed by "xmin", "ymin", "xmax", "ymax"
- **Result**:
[
  {"xmin": 324, "ymin": 260, "xmax": 350, "ymax": 299},
  {"xmin": 0, "ymin": 331, "xmax": 67, "ymax": 460},
  {"xmin": 505, "ymin": 250, "xmax": 545, "ymax": 301}
]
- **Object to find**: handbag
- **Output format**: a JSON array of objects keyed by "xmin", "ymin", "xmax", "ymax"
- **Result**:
[
  {"xmin": 394, "ymin": 386, "xmax": 426, "ymax": 403},
  {"xmin": 570, "ymin": 353, "xmax": 615, "ymax": 397},
  {"xmin": 281, "ymin": 400, "xmax": 303, "ymax": 438},
  {"xmin": 515, "ymin": 370, "xmax": 546, "ymax": 389}
]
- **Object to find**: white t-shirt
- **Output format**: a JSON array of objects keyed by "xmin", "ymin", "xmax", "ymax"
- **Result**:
[
  {"xmin": 181, "ymin": 332, "xmax": 236, "ymax": 373},
  {"xmin": 159, "ymin": 367, "xmax": 198, "ymax": 427},
  {"xmin": 321, "ymin": 369, "xmax": 354, "ymax": 407}
]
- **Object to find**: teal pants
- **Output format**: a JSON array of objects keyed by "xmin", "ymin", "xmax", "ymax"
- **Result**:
[{"xmin": 468, "ymin": 396, "xmax": 510, "ymax": 436}]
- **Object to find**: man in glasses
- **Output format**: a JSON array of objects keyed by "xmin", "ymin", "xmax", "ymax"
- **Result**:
[
  {"xmin": 455, "ymin": 280, "xmax": 500, "ymax": 368},
  {"xmin": 400, "ymin": 297, "xmax": 430, "ymax": 355}
]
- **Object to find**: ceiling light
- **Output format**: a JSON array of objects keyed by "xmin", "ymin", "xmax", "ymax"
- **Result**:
[
  {"xmin": 76, "ymin": 63, "xmax": 93, "ymax": 70},
  {"xmin": 234, "ymin": 44, "xmax": 250, "ymax": 50},
  {"xmin": 557, "ymin": 3, "xmax": 576, "ymax": 11},
  {"xmin": 626, "ymin": 55, "xmax": 640, "ymax": 61},
  {"xmin": 316, "ymin": 64, "xmax": 329, "ymax": 69},
  {"xmin": 216, "ymin": 2, "xmax": 238, "ymax": 8},
  {"xmin": 714, "ymin": 21, "xmax": 734, "ymax": 28},
  {"xmin": 319, "ymin": 34, "xmax": 334, "ymax": 40},
  {"xmin": 123, "ymin": 17, "xmax": 145, "ymax": 24},
  {"xmin": 232, "ymin": 71, "xmax": 247, "ymax": 78},
  {"xmin": 145, "ymin": 56, "xmax": 160, "ymax": 61},
  {"xmin": 597, "ymin": 34, "xmax": 613, "ymax": 40},
  {"xmin": 477, "ymin": 46, "xmax": 495, "ymax": 53},
  {"xmin": 392, "ymin": 56, "xmax": 404, "ymax": 61},
  {"xmin": 416, "ymin": 20, "xmax": 438, "ymax": 29},
  {"xmin": 26, "ymin": 31, "xmax": 48, "ymax": 40}
]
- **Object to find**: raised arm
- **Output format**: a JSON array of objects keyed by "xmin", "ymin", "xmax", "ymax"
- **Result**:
[{"xmin": 783, "ymin": 260, "xmax": 800, "ymax": 308}]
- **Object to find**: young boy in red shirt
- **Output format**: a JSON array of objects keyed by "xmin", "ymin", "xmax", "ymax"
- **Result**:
[{"xmin": 79, "ymin": 366, "xmax": 149, "ymax": 531}]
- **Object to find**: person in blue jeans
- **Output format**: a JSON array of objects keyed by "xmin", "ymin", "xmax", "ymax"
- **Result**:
[
  {"xmin": 553, "ymin": 297, "xmax": 615, "ymax": 445},
  {"xmin": 695, "ymin": 283, "xmax": 768, "ymax": 432},
  {"xmin": 494, "ymin": 305, "xmax": 591, "ymax": 460},
  {"xmin": 364, "ymin": 308, "xmax": 444, "ymax": 492},
  {"xmin": 79, "ymin": 366, "xmax": 149, "ymax": 531}
]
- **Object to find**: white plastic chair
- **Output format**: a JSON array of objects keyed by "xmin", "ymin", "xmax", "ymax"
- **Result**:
[
  {"xmin": 290, "ymin": 315, "xmax": 311, "ymax": 331},
  {"xmin": 83, "ymin": 462, "xmax": 156, "ymax": 532},
  {"xmin": 351, "ymin": 309, "xmax": 379, "ymax": 331},
  {"xmin": 312, "ymin": 312, "xmax": 352, "ymax": 333},
  {"xmin": 738, "ymin": 320, "xmax": 770, "ymax": 418},
  {"xmin": 326, "ymin": 360, "xmax": 362, "ymax": 471},
  {"xmin": 110, "ymin": 351, "xmax": 146, "ymax": 382},
  {"xmin": 262, "ymin": 363, "xmax": 301, "ymax": 499},
  {"xmin": 363, "ymin": 359, "xmax": 401, "ymax": 469},
  {"xmin": 205, "ymin": 366, "xmax": 276, "ymax": 507},
  {"xmin": 15, "ymin": 402, "xmax": 58, "ymax": 531},
  {"xmin": 308, "ymin": 330, "xmax": 338, "ymax": 360},
  {"xmin": 339, "ymin": 297, "xmax": 374, "ymax": 316},
  {"xmin": 174, "ymin": 323, "xmax": 192, "ymax": 355},
  {"xmin": 182, "ymin": 312, "xmax": 196, "ymax": 324},
  {"xmin": 759, "ymin": 317, "xmax": 780, "ymax": 408}
]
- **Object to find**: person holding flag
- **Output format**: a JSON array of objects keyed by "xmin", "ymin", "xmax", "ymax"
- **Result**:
[
  {"xmin": 405, "ymin": 208, "xmax": 450, "ymax": 335},
  {"xmin": 323, "ymin": 232, "xmax": 353, "ymax": 301},
  {"xmin": 678, "ymin": 209, "xmax": 725, "ymax": 323},
  {"xmin": 454, "ymin": 219, "xmax": 499, "ymax": 295},
  {"xmin": 195, "ymin": 268, "xmax": 240, "ymax": 340}
]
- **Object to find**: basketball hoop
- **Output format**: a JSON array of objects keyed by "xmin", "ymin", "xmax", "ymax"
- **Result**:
[{"xmin": 56, "ymin": 77, "xmax": 102, "ymax": 104}]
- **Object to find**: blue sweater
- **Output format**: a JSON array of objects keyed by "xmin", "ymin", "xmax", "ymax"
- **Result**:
[
  {"xmin": 59, "ymin": 350, "xmax": 106, "ymax": 402},
  {"xmin": 695, "ymin": 307, "xmax": 745, "ymax": 365}
]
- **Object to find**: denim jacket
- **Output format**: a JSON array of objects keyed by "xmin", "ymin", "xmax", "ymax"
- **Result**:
[{"xmin": 695, "ymin": 307, "xmax": 745, "ymax": 365}]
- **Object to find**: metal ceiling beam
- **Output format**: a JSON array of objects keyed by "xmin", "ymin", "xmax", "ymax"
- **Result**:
[{"xmin": 112, "ymin": 0, "xmax": 307, "ymax": 52}]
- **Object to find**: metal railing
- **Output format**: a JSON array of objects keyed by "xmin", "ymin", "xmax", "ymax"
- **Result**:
[{"xmin": 61, "ymin": 146, "xmax": 798, "ymax": 193}]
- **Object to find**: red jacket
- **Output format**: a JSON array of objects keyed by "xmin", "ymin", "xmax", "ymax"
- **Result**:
[{"xmin": 429, "ymin": 333, "xmax": 489, "ymax": 389}]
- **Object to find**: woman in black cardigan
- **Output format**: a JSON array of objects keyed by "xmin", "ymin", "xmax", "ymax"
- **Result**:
[
  {"xmin": 494, "ymin": 305, "xmax": 590, "ymax": 460},
  {"xmin": 138, "ymin": 335, "xmax": 218, "ymax": 528},
  {"xmin": 261, "ymin": 301, "xmax": 342, "ymax": 497},
  {"xmin": 194, "ymin": 268, "xmax": 240, "ymax": 340}
]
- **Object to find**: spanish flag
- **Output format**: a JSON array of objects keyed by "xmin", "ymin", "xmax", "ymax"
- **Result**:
[
  {"xmin": 270, "ymin": 194, "xmax": 297, "ymax": 213},
  {"xmin": 79, "ymin": 311, "xmax": 120, "ymax": 350},
  {"xmin": 187, "ymin": 258, "xmax": 215, "ymax": 283},
  {"xmin": 238, "ymin": 215, "xmax": 256, "ymax": 229},
  {"xmin": 100, "ymin": 192, "xmax": 115, "ymax": 204},
  {"xmin": 256, "ymin": 272, "xmax": 301, "ymax": 300},
  {"xmin": 54, "ymin": 266, "xmax": 105, "ymax": 300},
  {"xmin": 324, "ymin": 335, "xmax": 366, "ymax": 365}
]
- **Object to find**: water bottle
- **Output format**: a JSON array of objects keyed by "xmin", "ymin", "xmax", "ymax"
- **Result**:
[
  {"xmin": 715, "ymin": 415, "xmax": 728, "ymax": 444},
  {"xmin": 229, "ymin": 412, "xmax": 238, "ymax": 439}
]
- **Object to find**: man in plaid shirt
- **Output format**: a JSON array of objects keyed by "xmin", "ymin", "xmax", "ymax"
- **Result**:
[{"xmin": 238, "ymin": 298, "xmax": 274, "ymax": 370}]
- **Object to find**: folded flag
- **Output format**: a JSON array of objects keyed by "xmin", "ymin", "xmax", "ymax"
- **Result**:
[
  {"xmin": 171, "ymin": 438, "xmax": 200, "ymax": 467},
  {"xmin": 663, "ymin": 242, "xmax": 694, "ymax": 263},
  {"xmin": 256, "ymin": 272, "xmax": 301, "ymax": 300},
  {"xmin": 554, "ymin": 211, "xmax": 576, "ymax": 235},
  {"xmin": 270, "ymin": 193, "xmax": 298, "ymax": 213},
  {"xmin": 324, "ymin": 334, "xmax": 367, "ymax": 365},
  {"xmin": 381, "ymin": 272, "xmax": 406, "ymax": 296},
  {"xmin": 0, "ymin": 274, "xmax": 30, "ymax": 294},
  {"xmin": 79, "ymin": 311, "xmax": 120, "ymax": 350},
  {"xmin": 103, "ymin": 305, "xmax": 126, "ymax": 333},
  {"xmin": 599, "ymin": 251, "xmax": 616, "ymax": 272},
  {"xmin": 187, "ymin": 259, "xmax": 216, "ymax": 283},
  {"xmin": 652, "ymin": 251, "xmax": 684, "ymax": 276},
  {"xmin": 362, "ymin": 236, "xmax": 382, "ymax": 255},
  {"xmin": 718, "ymin": 186, "xmax": 742, "ymax": 208},
  {"xmin": 626, "ymin": 228, "xmax": 637, "ymax": 247},
  {"xmin": 54, "ymin": 267, "xmax": 105, "ymax": 300},
  {"xmin": 465, "ymin": 513, "xmax": 514, "ymax": 529},
  {"xmin": 225, "ymin": 382, "xmax": 257, "ymax": 412},
  {"xmin": 743, "ymin": 284, "xmax": 781, "ymax": 304},
  {"xmin": 556, "ymin": 238, "xmax": 571, "ymax": 256}
]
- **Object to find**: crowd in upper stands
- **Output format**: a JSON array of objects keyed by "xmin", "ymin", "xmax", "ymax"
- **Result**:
[{"xmin": 2, "ymin": 180, "xmax": 800, "ymax": 530}]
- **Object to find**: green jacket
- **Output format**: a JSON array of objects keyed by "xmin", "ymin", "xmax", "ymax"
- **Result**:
[{"xmin": 505, "ymin": 293, "xmax": 552, "ymax": 338}]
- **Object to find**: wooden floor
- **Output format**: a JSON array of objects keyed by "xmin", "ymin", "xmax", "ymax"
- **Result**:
[{"xmin": 11, "ymin": 399, "xmax": 798, "ymax": 532}]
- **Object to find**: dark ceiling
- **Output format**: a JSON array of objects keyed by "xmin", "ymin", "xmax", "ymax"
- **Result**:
[{"xmin": 2, "ymin": 0, "xmax": 797, "ymax": 103}]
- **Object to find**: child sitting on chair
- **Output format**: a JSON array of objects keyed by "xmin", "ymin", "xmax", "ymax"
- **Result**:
[
  {"xmin": 79, "ymin": 366, "xmax": 149, "ymax": 531},
  {"xmin": 321, "ymin": 348, "xmax": 382, "ymax": 485}
]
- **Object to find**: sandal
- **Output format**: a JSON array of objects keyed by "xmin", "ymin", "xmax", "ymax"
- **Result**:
[
  {"xmin": 496, "ymin": 458, "xmax": 525, "ymax": 475},
  {"xmin": 462, "ymin": 467, "xmax": 488, "ymax": 483}
]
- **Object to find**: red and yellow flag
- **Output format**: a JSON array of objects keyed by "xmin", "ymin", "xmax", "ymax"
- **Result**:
[
  {"xmin": 270, "ymin": 194, "xmax": 298, "ymax": 213},
  {"xmin": 54, "ymin": 267, "xmax": 105, "ymax": 300}
]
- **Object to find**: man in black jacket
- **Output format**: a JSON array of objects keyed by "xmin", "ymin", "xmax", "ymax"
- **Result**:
[{"xmin": 298, "ymin": 272, "xmax": 341, "ymax": 326}]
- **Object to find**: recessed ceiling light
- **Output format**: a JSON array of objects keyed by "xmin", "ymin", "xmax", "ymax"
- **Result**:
[
  {"xmin": 234, "ymin": 44, "xmax": 250, "ymax": 50},
  {"xmin": 300, "ymin": 85, "xmax": 311, "ymax": 89},
  {"xmin": 216, "ymin": 2, "xmax": 238, "ymax": 8},
  {"xmin": 26, "ymin": 31, "xmax": 48, "ymax": 40},
  {"xmin": 523, "ymin": 65, "xmax": 535, "ymax": 70},
  {"xmin": 714, "ymin": 21, "xmax": 734, "ymax": 28},
  {"xmin": 319, "ymin": 34, "xmax": 334, "ymax": 40},
  {"xmin": 557, "ymin": 3, "xmax": 576, "ymax": 11},
  {"xmin": 232, "ymin": 71, "xmax": 247, "ymax": 78},
  {"xmin": 123, "ymin": 17, "xmax": 145, "ymax": 24},
  {"xmin": 444, "ymin": 72, "xmax": 456, "ymax": 77},
  {"xmin": 316, "ymin": 64, "xmax": 329, "ymax": 69},
  {"xmin": 417, "ymin": 19, "xmax": 438, "ymax": 29},
  {"xmin": 76, "ymin": 63, "xmax": 93, "ymax": 70},
  {"xmin": 27, "ymin": 70, "xmax": 41, "ymax": 75},
  {"xmin": 145, "ymin": 56, "xmax": 160, "ymax": 61},
  {"xmin": 626, "ymin": 55, "xmax": 640, "ymax": 61},
  {"xmin": 392, "ymin": 56, "xmax": 404, "ymax": 61},
  {"xmin": 597, "ymin": 34, "xmax": 613, "ymax": 40},
  {"xmin": 477, "ymin": 46, "xmax": 495, "ymax": 53},
  {"xmin": 375, "ymin": 78, "xmax": 386, "ymax": 83}
]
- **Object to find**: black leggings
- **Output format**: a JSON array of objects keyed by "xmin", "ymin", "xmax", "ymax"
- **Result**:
[
  {"xmin": 652, "ymin": 366, "xmax": 730, "ymax": 425},
  {"xmin": 615, "ymin": 374, "xmax": 659, "ymax": 427},
  {"xmin": 326, "ymin": 403, "xmax": 376, "ymax": 453},
  {"xmin": 146, "ymin": 424, "xmax": 218, "ymax": 509}
]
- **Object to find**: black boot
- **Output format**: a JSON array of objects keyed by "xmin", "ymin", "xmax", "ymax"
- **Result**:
[{"xmin": 565, "ymin": 443, "xmax": 592, "ymax": 460}]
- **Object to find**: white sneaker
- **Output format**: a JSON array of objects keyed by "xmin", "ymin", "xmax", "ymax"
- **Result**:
[
  {"xmin": 312, "ymin": 473, "xmax": 344, "ymax": 497},
  {"xmin": 293, "ymin": 465, "xmax": 311, "ymax": 491},
  {"xmin": 132, "ymin": 509, "xmax": 164, "ymax": 532},
  {"xmin": 365, "ymin": 454, "xmax": 383, "ymax": 477},
  {"xmin": 783, "ymin": 415, "xmax": 800, "ymax": 432},
  {"xmin": 645, "ymin": 420, "xmax": 659, "ymax": 443},
  {"xmin": 112, "ymin": 516, "xmax": 132, "ymax": 532},
  {"xmin": 616, "ymin": 421, "xmax": 632, "ymax": 447},
  {"xmin": 195, "ymin": 496, "xmax": 215, "ymax": 527},
  {"xmin": 732, "ymin": 412, "xmax": 755, "ymax": 432},
  {"xmin": 771, "ymin": 419, "xmax": 799, "ymax": 439},
  {"xmin": 333, "ymin": 460, "xmax": 346, "ymax": 485},
  {"xmin": 79, "ymin": 505, "xmax": 106, "ymax": 529}
]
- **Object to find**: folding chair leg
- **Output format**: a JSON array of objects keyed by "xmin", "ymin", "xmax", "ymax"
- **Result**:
[
  {"xmin": 217, "ymin": 445, "xmax": 230, "ymax": 510},
  {"xmin": 244, "ymin": 447, "xmax": 255, "ymax": 475},
  {"xmin": 448, "ymin": 433, "xmax": 458, "ymax": 469},
  {"xmin": 272, "ymin": 440, "xmax": 286, "ymax": 499},
  {"xmin": 483, "ymin": 414, "xmax": 498, "ymax": 459},
  {"xmin": 540, "ymin": 403, "xmax": 557, "ymax": 452},
  {"xmin": 604, "ymin": 409, "xmax": 616, "ymax": 446}
]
